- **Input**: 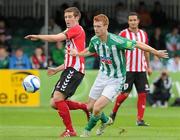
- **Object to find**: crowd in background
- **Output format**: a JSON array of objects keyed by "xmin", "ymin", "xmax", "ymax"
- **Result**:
[{"xmin": 0, "ymin": 1, "xmax": 180, "ymax": 71}]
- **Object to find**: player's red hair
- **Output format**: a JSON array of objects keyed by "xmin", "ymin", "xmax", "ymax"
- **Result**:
[{"xmin": 93, "ymin": 14, "xmax": 109, "ymax": 26}]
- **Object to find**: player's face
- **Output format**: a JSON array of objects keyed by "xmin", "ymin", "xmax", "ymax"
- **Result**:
[
  {"xmin": 93, "ymin": 21, "xmax": 108, "ymax": 37},
  {"xmin": 64, "ymin": 12, "xmax": 79, "ymax": 28},
  {"xmin": 128, "ymin": 15, "xmax": 139, "ymax": 29},
  {"xmin": 0, "ymin": 48, "xmax": 7, "ymax": 57}
]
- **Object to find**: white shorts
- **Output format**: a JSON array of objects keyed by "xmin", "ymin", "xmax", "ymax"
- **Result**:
[{"xmin": 89, "ymin": 72, "xmax": 126, "ymax": 102}]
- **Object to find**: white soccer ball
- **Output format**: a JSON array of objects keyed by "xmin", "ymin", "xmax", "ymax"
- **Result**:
[{"xmin": 22, "ymin": 75, "xmax": 40, "ymax": 93}]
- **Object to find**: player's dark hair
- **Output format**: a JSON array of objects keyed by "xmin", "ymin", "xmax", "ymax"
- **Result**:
[
  {"xmin": 64, "ymin": 7, "xmax": 81, "ymax": 19},
  {"xmin": 128, "ymin": 12, "xmax": 140, "ymax": 19}
]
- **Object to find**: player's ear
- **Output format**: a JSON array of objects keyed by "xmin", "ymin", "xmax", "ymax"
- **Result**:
[
  {"xmin": 75, "ymin": 16, "xmax": 80, "ymax": 21},
  {"xmin": 137, "ymin": 18, "xmax": 140, "ymax": 24}
]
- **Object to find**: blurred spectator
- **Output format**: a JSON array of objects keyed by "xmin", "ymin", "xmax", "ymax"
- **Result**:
[
  {"xmin": 0, "ymin": 20, "xmax": 12, "ymax": 53},
  {"xmin": 31, "ymin": 47, "xmax": 47, "ymax": 69},
  {"xmin": 72, "ymin": 1, "xmax": 86, "ymax": 28},
  {"xmin": 9, "ymin": 48, "xmax": 31, "ymax": 69},
  {"xmin": 136, "ymin": 1, "xmax": 152, "ymax": 27},
  {"xmin": 151, "ymin": 1, "xmax": 166, "ymax": 27},
  {"xmin": 55, "ymin": 3, "xmax": 69, "ymax": 30},
  {"xmin": 0, "ymin": 32, "xmax": 11, "ymax": 53},
  {"xmin": 0, "ymin": 45, "xmax": 9, "ymax": 69},
  {"xmin": 150, "ymin": 56, "xmax": 164, "ymax": 71},
  {"xmin": 40, "ymin": 18, "xmax": 62, "ymax": 35},
  {"xmin": 150, "ymin": 27, "xmax": 165, "ymax": 50},
  {"xmin": 50, "ymin": 42, "xmax": 65, "ymax": 67},
  {"xmin": 147, "ymin": 70, "xmax": 172, "ymax": 107},
  {"xmin": 171, "ymin": 98, "xmax": 180, "ymax": 106},
  {"xmin": 166, "ymin": 54, "xmax": 180, "ymax": 72},
  {"xmin": 114, "ymin": 2, "xmax": 129, "ymax": 29},
  {"xmin": 0, "ymin": 20, "xmax": 11, "ymax": 38},
  {"xmin": 165, "ymin": 26, "xmax": 180, "ymax": 52}
]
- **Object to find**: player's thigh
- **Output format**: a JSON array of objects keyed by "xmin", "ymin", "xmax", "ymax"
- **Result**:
[
  {"xmin": 89, "ymin": 73, "xmax": 106, "ymax": 100},
  {"xmin": 122, "ymin": 72, "xmax": 135, "ymax": 93},
  {"xmin": 134, "ymin": 72, "xmax": 149, "ymax": 93},
  {"xmin": 51, "ymin": 67, "xmax": 84, "ymax": 98},
  {"xmin": 102, "ymin": 77, "xmax": 125, "ymax": 102}
]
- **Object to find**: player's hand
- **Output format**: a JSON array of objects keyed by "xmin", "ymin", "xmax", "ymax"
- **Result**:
[
  {"xmin": 66, "ymin": 47, "xmax": 78, "ymax": 56},
  {"xmin": 156, "ymin": 50, "xmax": 169, "ymax": 58},
  {"xmin": 24, "ymin": 35, "xmax": 39, "ymax": 41},
  {"xmin": 147, "ymin": 67, "xmax": 152, "ymax": 76},
  {"xmin": 47, "ymin": 67, "xmax": 57, "ymax": 76}
]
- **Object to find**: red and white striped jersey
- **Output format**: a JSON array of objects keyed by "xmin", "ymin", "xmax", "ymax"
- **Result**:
[
  {"xmin": 119, "ymin": 28, "xmax": 148, "ymax": 72},
  {"xmin": 64, "ymin": 25, "xmax": 85, "ymax": 74}
]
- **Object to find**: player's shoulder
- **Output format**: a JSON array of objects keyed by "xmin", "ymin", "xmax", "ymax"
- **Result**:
[
  {"xmin": 109, "ymin": 33, "xmax": 125, "ymax": 44},
  {"xmin": 119, "ymin": 28, "xmax": 128, "ymax": 37},
  {"xmin": 90, "ymin": 35, "xmax": 99, "ymax": 42},
  {"xmin": 120, "ymin": 29, "xmax": 127, "ymax": 34},
  {"xmin": 139, "ymin": 29, "xmax": 147, "ymax": 35},
  {"xmin": 70, "ymin": 24, "xmax": 84, "ymax": 31}
]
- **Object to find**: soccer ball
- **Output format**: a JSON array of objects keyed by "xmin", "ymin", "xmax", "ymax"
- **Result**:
[{"xmin": 22, "ymin": 75, "xmax": 40, "ymax": 93}]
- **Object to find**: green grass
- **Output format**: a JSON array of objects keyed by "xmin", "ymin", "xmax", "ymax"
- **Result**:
[{"xmin": 1, "ymin": 70, "xmax": 180, "ymax": 140}]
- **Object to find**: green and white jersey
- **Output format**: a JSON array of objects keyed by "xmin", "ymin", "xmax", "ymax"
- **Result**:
[{"xmin": 88, "ymin": 33, "xmax": 136, "ymax": 78}]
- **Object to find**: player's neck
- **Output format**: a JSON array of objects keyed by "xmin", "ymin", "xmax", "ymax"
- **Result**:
[
  {"xmin": 100, "ymin": 31, "xmax": 108, "ymax": 42},
  {"xmin": 129, "ymin": 27, "xmax": 139, "ymax": 33}
]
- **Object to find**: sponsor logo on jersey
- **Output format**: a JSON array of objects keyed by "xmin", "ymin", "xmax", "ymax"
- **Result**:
[{"xmin": 100, "ymin": 56, "xmax": 112, "ymax": 64}]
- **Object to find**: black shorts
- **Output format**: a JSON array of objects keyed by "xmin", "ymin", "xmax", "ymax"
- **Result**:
[
  {"xmin": 123, "ymin": 72, "xmax": 149, "ymax": 94},
  {"xmin": 51, "ymin": 67, "xmax": 84, "ymax": 98}
]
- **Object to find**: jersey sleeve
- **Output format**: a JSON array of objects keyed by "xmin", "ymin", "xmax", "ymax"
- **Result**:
[
  {"xmin": 65, "ymin": 25, "xmax": 82, "ymax": 39},
  {"xmin": 119, "ymin": 31, "xmax": 126, "ymax": 38},
  {"xmin": 117, "ymin": 36, "xmax": 136, "ymax": 50},
  {"xmin": 88, "ymin": 41, "xmax": 96, "ymax": 53}
]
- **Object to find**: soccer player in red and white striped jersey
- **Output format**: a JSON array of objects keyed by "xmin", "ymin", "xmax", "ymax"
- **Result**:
[
  {"xmin": 110, "ymin": 12, "xmax": 152, "ymax": 126},
  {"xmin": 25, "ymin": 7, "xmax": 89, "ymax": 137},
  {"xmin": 120, "ymin": 27, "xmax": 149, "ymax": 72}
]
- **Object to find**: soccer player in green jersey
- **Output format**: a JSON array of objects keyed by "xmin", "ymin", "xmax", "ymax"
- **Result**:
[{"xmin": 68, "ymin": 14, "xmax": 168, "ymax": 137}]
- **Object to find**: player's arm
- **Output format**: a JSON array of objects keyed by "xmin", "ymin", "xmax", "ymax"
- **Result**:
[
  {"xmin": 144, "ymin": 52, "xmax": 152, "ymax": 75},
  {"xmin": 135, "ymin": 41, "xmax": 169, "ymax": 58},
  {"xmin": 47, "ymin": 64, "xmax": 65, "ymax": 76},
  {"xmin": 24, "ymin": 33, "xmax": 67, "ymax": 42},
  {"xmin": 68, "ymin": 38, "xmax": 96, "ymax": 57},
  {"xmin": 67, "ymin": 48, "xmax": 94, "ymax": 57}
]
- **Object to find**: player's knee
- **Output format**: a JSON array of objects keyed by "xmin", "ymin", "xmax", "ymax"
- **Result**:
[
  {"xmin": 53, "ymin": 91, "xmax": 66, "ymax": 101},
  {"xmin": 122, "ymin": 92, "xmax": 130, "ymax": 96},
  {"xmin": 50, "ymin": 99, "xmax": 57, "ymax": 110},
  {"xmin": 93, "ymin": 105, "xmax": 101, "ymax": 115},
  {"xmin": 87, "ymin": 103, "xmax": 93, "ymax": 111}
]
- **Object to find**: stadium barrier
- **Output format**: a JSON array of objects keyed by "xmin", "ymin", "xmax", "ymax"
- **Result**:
[{"xmin": 0, "ymin": 70, "xmax": 40, "ymax": 107}]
